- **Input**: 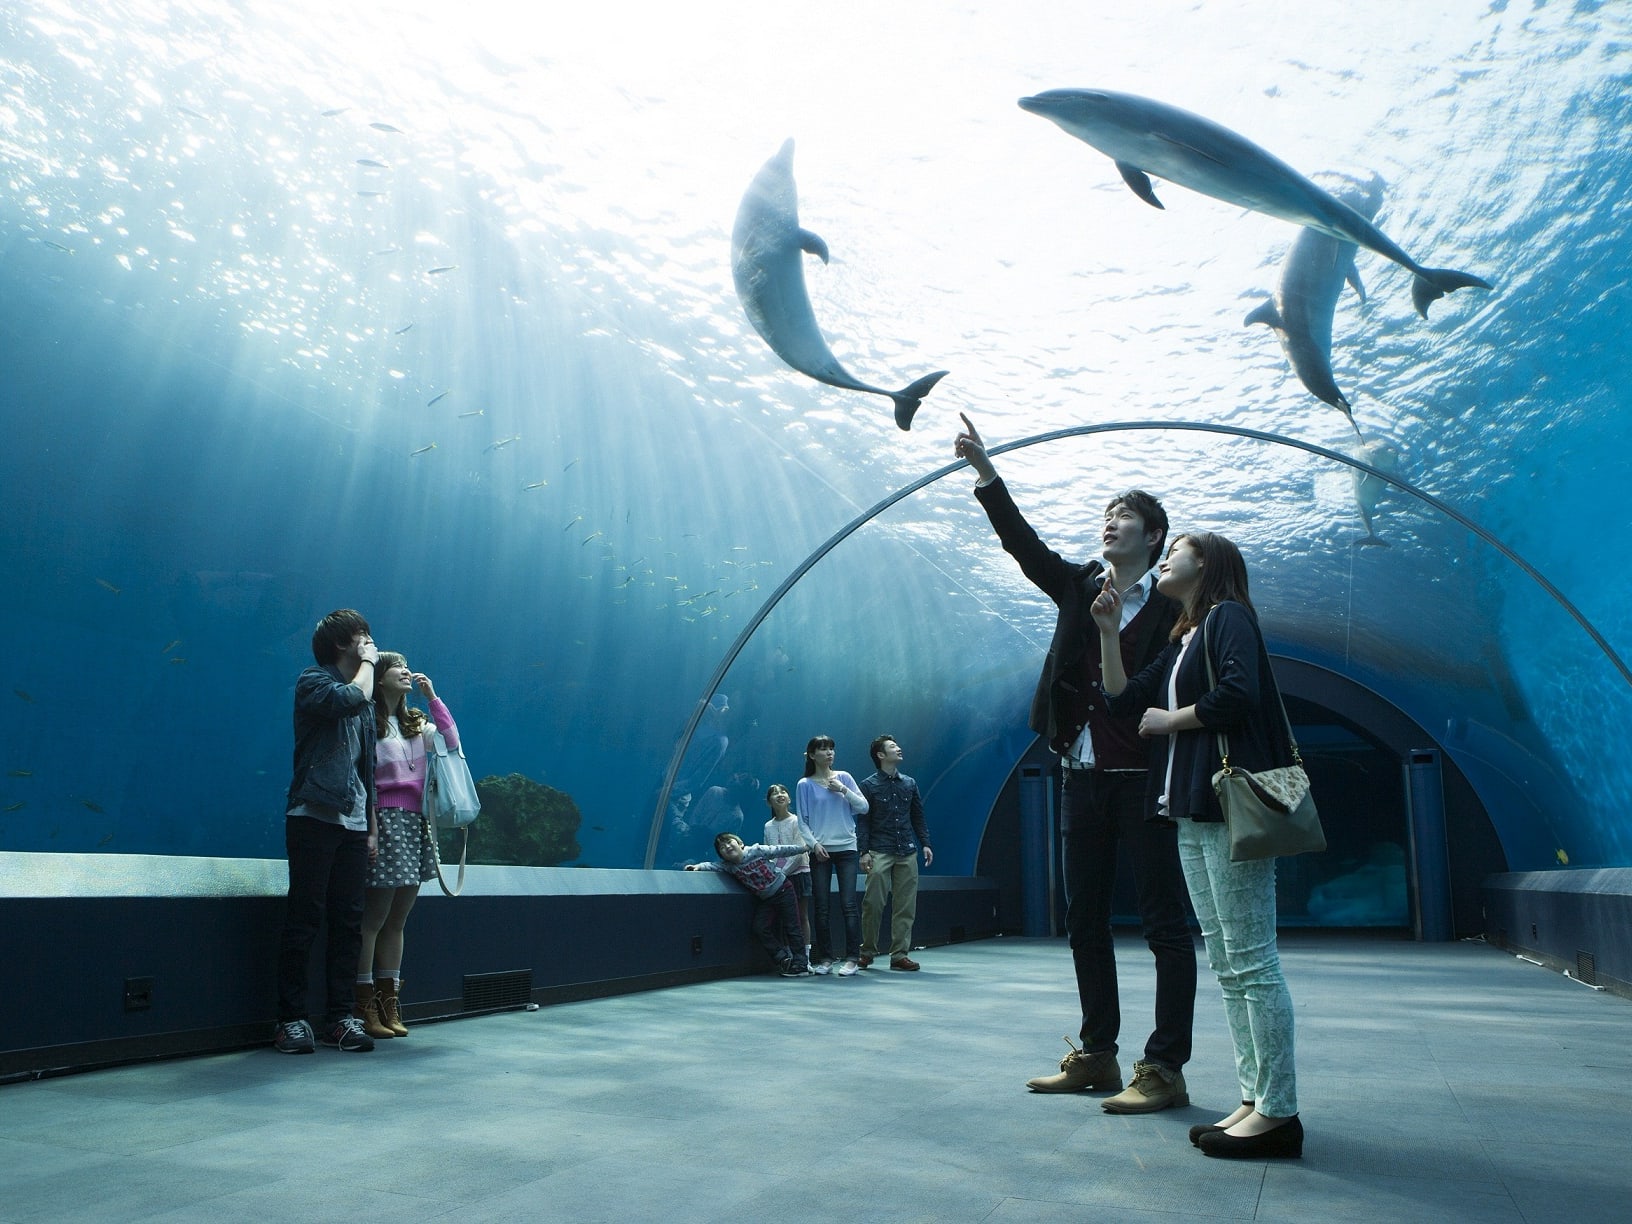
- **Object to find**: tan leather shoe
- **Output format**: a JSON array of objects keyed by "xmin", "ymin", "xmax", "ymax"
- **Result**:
[
  {"xmin": 1101, "ymin": 1061, "xmax": 1188, "ymax": 1113},
  {"xmin": 1025, "ymin": 1038, "xmax": 1122, "ymax": 1093}
]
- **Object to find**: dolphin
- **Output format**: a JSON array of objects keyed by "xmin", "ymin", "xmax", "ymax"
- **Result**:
[
  {"xmin": 1246, "ymin": 174, "xmax": 1385, "ymax": 430},
  {"xmin": 1350, "ymin": 439, "xmax": 1399, "ymax": 547},
  {"xmin": 731, "ymin": 139, "xmax": 948, "ymax": 430},
  {"xmin": 1018, "ymin": 90, "xmax": 1491, "ymax": 317}
]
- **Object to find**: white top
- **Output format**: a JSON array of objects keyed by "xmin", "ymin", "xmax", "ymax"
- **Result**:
[{"xmin": 1066, "ymin": 566, "xmax": 1157, "ymax": 767}]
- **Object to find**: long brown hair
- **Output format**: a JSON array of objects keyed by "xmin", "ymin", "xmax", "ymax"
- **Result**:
[
  {"xmin": 1169, "ymin": 532, "xmax": 1256, "ymax": 639},
  {"xmin": 373, "ymin": 651, "xmax": 429, "ymax": 739}
]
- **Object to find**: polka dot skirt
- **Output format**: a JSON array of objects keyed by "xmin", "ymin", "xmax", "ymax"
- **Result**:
[{"xmin": 369, "ymin": 807, "xmax": 437, "ymax": 887}]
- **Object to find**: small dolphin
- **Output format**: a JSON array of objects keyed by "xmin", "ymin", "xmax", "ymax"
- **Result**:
[
  {"xmin": 1018, "ymin": 90, "xmax": 1491, "ymax": 316},
  {"xmin": 1247, "ymin": 174, "xmax": 1385, "ymax": 429},
  {"xmin": 1350, "ymin": 439, "xmax": 1399, "ymax": 547},
  {"xmin": 731, "ymin": 139, "xmax": 947, "ymax": 430}
]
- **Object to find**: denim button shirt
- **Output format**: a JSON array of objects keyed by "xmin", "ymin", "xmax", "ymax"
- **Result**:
[{"xmin": 857, "ymin": 770, "xmax": 930, "ymax": 857}]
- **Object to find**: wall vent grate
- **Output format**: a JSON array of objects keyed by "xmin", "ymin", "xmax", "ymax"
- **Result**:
[
  {"xmin": 1576, "ymin": 951, "xmax": 1597, "ymax": 986},
  {"xmin": 463, "ymin": 969, "xmax": 533, "ymax": 1013}
]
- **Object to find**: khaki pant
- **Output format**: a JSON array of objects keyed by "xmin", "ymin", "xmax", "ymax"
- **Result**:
[{"xmin": 860, "ymin": 851, "xmax": 920, "ymax": 959}]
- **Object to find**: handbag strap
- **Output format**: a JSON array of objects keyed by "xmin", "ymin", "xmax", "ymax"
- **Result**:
[
  {"xmin": 1203, "ymin": 607, "xmax": 1301, "ymax": 773},
  {"xmin": 425, "ymin": 729, "xmax": 468, "ymax": 897}
]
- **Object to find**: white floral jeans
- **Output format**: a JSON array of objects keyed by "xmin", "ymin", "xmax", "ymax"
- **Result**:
[{"xmin": 1179, "ymin": 819, "xmax": 1298, "ymax": 1118}]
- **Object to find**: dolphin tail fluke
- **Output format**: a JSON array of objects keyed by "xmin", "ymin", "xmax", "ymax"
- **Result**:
[
  {"xmin": 1411, "ymin": 267, "xmax": 1492, "ymax": 318},
  {"xmin": 891, "ymin": 370, "xmax": 950, "ymax": 431},
  {"xmin": 1354, "ymin": 534, "xmax": 1391, "ymax": 549}
]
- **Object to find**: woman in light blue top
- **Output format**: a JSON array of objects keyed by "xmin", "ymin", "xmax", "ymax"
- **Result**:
[{"xmin": 795, "ymin": 735, "xmax": 868, "ymax": 976}]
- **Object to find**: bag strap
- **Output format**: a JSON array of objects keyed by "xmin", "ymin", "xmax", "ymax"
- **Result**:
[
  {"xmin": 425, "ymin": 729, "xmax": 468, "ymax": 897},
  {"xmin": 1203, "ymin": 607, "xmax": 1301, "ymax": 773}
]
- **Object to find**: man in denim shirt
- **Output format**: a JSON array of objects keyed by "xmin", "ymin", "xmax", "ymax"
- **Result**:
[
  {"xmin": 857, "ymin": 735, "xmax": 933, "ymax": 971},
  {"xmin": 273, "ymin": 609, "xmax": 380, "ymax": 1055}
]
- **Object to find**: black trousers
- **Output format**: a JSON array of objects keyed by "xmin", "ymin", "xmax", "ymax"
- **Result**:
[
  {"xmin": 1061, "ymin": 769, "xmax": 1197, "ymax": 1069},
  {"xmin": 751, "ymin": 881, "xmax": 803, "ymax": 966},
  {"xmin": 276, "ymin": 815, "xmax": 369, "ymax": 1024}
]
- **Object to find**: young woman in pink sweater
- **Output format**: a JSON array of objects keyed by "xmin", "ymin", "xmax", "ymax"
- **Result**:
[{"xmin": 358, "ymin": 650, "xmax": 460, "ymax": 1038}]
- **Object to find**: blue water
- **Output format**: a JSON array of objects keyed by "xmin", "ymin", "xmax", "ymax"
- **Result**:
[{"xmin": 3, "ymin": 2, "xmax": 1630, "ymax": 873}]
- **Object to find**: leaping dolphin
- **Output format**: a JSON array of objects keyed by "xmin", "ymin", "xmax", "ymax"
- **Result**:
[
  {"xmin": 1018, "ymin": 90, "xmax": 1491, "ymax": 317},
  {"xmin": 1246, "ymin": 174, "xmax": 1386, "ymax": 430},
  {"xmin": 731, "ymin": 139, "xmax": 948, "ymax": 430}
]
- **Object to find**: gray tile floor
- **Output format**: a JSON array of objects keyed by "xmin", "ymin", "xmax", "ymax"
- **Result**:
[{"xmin": 2, "ymin": 933, "xmax": 1628, "ymax": 1222}]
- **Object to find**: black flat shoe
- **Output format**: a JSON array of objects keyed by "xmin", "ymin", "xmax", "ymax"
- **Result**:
[
  {"xmin": 1197, "ymin": 1115, "xmax": 1303, "ymax": 1159},
  {"xmin": 1188, "ymin": 1124, "xmax": 1226, "ymax": 1147}
]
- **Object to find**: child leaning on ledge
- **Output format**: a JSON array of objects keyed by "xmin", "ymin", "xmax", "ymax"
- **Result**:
[{"xmin": 686, "ymin": 831, "xmax": 823, "ymax": 977}]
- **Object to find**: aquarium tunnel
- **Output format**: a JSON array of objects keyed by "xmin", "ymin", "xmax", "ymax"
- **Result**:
[{"xmin": 4, "ymin": 1, "xmax": 1632, "ymax": 1069}]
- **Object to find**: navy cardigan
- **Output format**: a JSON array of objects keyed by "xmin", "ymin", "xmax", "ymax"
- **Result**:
[{"xmin": 1105, "ymin": 601, "xmax": 1296, "ymax": 823}]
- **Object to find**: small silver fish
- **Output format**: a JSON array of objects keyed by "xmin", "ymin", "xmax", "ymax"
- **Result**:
[
  {"xmin": 426, "ymin": 390, "xmax": 451, "ymax": 407},
  {"xmin": 369, "ymin": 123, "xmax": 403, "ymax": 133},
  {"xmin": 524, "ymin": 480, "xmax": 548, "ymax": 490},
  {"xmin": 322, "ymin": 107, "xmax": 350, "ymax": 117},
  {"xmin": 458, "ymin": 409, "xmax": 485, "ymax": 419},
  {"xmin": 357, "ymin": 158, "xmax": 390, "ymax": 169},
  {"xmin": 426, "ymin": 265, "xmax": 457, "ymax": 275},
  {"xmin": 411, "ymin": 442, "xmax": 438, "ymax": 457},
  {"xmin": 393, "ymin": 323, "xmax": 414, "ymax": 335}
]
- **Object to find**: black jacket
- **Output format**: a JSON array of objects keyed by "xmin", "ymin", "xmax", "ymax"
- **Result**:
[{"xmin": 975, "ymin": 477, "xmax": 1178, "ymax": 762}]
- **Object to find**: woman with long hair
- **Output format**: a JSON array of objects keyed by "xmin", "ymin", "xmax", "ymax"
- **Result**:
[
  {"xmin": 1094, "ymin": 532, "xmax": 1304, "ymax": 1159},
  {"xmin": 795, "ymin": 735, "xmax": 869, "ymax": 976},
  {"xmin": 357, "ymin": 651, "xmax": 461, "ymax": 1039}
]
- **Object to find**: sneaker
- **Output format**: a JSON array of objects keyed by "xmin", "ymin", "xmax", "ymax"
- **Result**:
[
  {"xmin": 779, "ymin": 962, "xmax": 806, "ymax": 977},
  {"xmin": 320, "ymin": 1015, "xmax": 375, "ymax": 1052},
  {"xmin": 1102, "ymin": 1061, "xmax": 1188, "ymax": 1113},
  {"xmin": 272, "ymin": 1019, "xmax": 315, "ymax": 1054},
  {"xmin": 836, "ymin": 959, "xmax": 860, "ymax": 977},
  {"xmin": 1025, "ymin": 1037, "xmax": 1122, "ymax": 1093},
  {"xmin": 812, "ymin": 959, "xmax": 834, "ymax": 976}
]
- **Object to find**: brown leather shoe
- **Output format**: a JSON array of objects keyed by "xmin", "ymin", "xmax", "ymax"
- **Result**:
[
  {"xmin": 1101, "ymin": 1061, "xmax": 1188, "ymax": 1113},
  {"xmin": 1026, "ymin": 1038, "xmax": 1122, "ymax": 1093},
  {"xmin": 857, "ymin": 954, "xmax": 875, "ymax": 969},
  {"xmin": 889, "ymin": 955, "xmax": 920, "ymax": 971}
]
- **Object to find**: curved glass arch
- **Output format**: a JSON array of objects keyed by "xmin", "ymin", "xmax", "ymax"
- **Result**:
[{"xmin": 652, "ymin": 423, "xmax": 1630, "ymax": 868}]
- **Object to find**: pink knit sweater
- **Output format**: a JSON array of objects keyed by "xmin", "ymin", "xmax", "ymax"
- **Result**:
[{"xmin": 374, "ymin": 697, "xmax": 459, "ymax": 813}]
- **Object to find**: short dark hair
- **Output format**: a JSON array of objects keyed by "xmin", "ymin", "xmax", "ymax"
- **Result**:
[
  {"xmin": 869, "ymin": 734, "xmax": 897, "ymax": 767},
  {"xmin": 713, "ymin": 831, "xmax": 742, "ymax": 856},
  {"xmin": 1104, "ymin": 490, "xmax": 1169, "ymax": 568},
  {"xmin": 311, "ymin": 608, "xmax": 370, "ymax": 665}
]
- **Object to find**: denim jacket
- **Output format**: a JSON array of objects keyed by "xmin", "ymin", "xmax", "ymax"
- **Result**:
[
  {"xmin": 285, "ymin": 663, "xmax": 377, "ymax": 818},
  {"xmin": 857, "ymin": 770, "xmax": 930, "ymax": 857}
]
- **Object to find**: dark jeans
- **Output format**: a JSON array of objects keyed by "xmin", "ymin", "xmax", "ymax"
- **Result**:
[
  {"xmin": 809, "ymin": 849, "xmax": 860, "ymax": 961},
  {"xmin": 752, "ymin": 882, "xmax": 804, "ymax": 967},
  {"xmin": 1062, "ymin": 769, "xmax": 1197, "ymax": 1069},
  {"xmin": 276, "ymin": 815, "xmax": 369, "ymax": 1024}
]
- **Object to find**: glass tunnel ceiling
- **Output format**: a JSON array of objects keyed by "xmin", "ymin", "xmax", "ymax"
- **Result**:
[{"xmin": 2, "ymin": 2, "xmax": 1630, "ymax": 873}]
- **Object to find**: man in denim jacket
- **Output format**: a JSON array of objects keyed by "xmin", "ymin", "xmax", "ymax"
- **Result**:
[
  {"xmin": 272, "ymin": 609, "xmax": 380, "ymax": 1055},
  {"xmin": 857, "ymin": 735, "xmax": 933, "ymax": 972}
]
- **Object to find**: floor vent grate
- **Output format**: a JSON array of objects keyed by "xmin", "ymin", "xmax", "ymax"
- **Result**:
[
  {"xmin": 1576, "ymin": 951, "xmax": 1597, "ymax": 986},
  {"xmin": 463, "ymin": 969, "xmax": 533, "ymax": 1013}
]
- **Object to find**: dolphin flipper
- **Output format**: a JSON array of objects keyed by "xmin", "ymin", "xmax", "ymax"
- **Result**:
[
  {"xmin": 1345, "ymin": 259, "xmax": 1366, "ymax": 304},
  {"xmin": 1115, "ymin": 161, "xmax": 1164, "ymax": 209},
  {"xmin": 1411, "ymin": 267, "xmax": 1492, "ymax": 317},
  {"xmin": 797, "ymin": 227, "xmax": 830, "ymax": 264},
  {"xmin": 1244, "ymin": 300, "xmax": 1283, "ymax": 330},
  {"xmin": 891, "ymin": 370, "xmax": 950, "ymax": 432}
]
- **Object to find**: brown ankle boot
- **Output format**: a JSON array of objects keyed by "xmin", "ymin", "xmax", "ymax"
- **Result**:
[
  {"xmin": 354, "ymin": 983, "xmax": 393, "ymax": 1040},
  {"xmin": 377, "ymin": 977, "xmax": 409, "ymax": 1037}
]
